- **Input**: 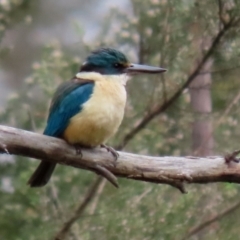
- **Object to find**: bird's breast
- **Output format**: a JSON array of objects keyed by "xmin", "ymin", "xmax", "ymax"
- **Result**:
[{"xmin": 63, "ymin": 78, "xmax": 127, "ymax": 147}]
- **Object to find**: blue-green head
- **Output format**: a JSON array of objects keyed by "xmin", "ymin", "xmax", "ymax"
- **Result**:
[{"xmin": 80, "ymin": 48, "xmax": 166, "ymax": 75}]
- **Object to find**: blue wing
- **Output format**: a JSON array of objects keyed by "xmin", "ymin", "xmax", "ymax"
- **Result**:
[{"xmin": 44, "ymin": 79, "xmax": 94, "ymax": 137}]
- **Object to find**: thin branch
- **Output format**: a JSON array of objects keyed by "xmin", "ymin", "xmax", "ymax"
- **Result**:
[
  {"xmin": 47, "ymin": 185, "xmax": 79, "ymax": 240},
  {"xmin": 117, "ymin": 19, "xmax": 236, "ymax": 149},
  {"xmin": 217, "ymin": 0, "xmax": 225, "ymax": 28},
  {"xmin": 47, "ymin": 184, "xmax": 64, "ymax": 220},
  {"xmin": 54, "ymin": 176, "xmax": 103, "ymax": 240},
  {"xmin": 198, "ymin": 65, "xmax": 240, "ymax": 75},
  {"xmin": 89, "ymin": 179, "xmax": 107, "ymax": 215},
  {"xmin": 181, "ymin": 200, "xmax": 240, "ymax": 240}
]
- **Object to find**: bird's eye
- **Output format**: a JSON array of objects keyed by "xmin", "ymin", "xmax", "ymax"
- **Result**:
[{"xmin": 114, "ymin": 63, "xmax": 122, "ymax": 68}]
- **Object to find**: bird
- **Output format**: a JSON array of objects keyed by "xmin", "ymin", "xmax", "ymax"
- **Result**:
[{"xmin": 27, "ymin": 48, "xmax": 166, "ymax": 187}]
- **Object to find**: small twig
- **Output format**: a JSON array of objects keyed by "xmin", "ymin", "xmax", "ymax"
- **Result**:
[
  {"xmin": 134, "ymin": 188, "xmax": 152, "ymax": 205},
  {"xmin": 218, "ymin": 0, "xmax": 225, "ymax": 27},
  {"xmin": 181, "ymin": 200, "xmax": 240, "ymax": 240},
  {"xmin": 47, "ymin": 184, "xmax": 64, "ymax": 219},
  {"xmin": 54, "ymin": 176, "xmax": 102, "ymax": 240},
  {"xmin": 0, "ymin": 143, "xmax": 9, "ymax": 154},
  {"xmin": 198, "ymin": 65, "xmax": 240, "ymax": 75},
  {"xmin": 89, "ymin": 178, "xmax": 107, "ymax": 215},
  {"xmin": 47, "ymin": 185, "xmax": 79, "ymax": 240},
  {"xmin": 27, "ymin": 109, "xmax": 36, "ymax": 131},
  {"xmin": 225, "ymin": 150, "xmax": 240, "ymax": 164},
  {"xmin": 172, "ymin": 181, "xmax": 187, "ymax": 194}
]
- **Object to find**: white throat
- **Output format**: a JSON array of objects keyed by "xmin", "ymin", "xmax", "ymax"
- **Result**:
[
  {"xmin": 76, "ymin": 72, "xmax": 130, "ymax": 86},
  {"xmin": 104, "ymin": 74, "xmax": 129, "ymax": 86}
]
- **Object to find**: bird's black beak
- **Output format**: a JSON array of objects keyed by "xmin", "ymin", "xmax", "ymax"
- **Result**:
[{"xmin": 126, "ymin": 63, "xmax": 167, "ymax": 74}]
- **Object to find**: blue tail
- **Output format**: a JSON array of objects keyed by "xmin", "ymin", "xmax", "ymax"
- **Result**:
[{"xmin": 28, "ymin": 161, "xmax": 56, "ymax": 187}]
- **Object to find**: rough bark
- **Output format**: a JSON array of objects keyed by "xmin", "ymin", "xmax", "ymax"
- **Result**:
[{"xmin": 1, "ymin": 125, "xmax": 240, "ymax": 193}]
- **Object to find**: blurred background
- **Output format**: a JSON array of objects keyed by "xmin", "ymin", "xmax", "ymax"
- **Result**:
[{"xmin": 1, "ymin": 0, "xmax": 240, "ymax": 239}]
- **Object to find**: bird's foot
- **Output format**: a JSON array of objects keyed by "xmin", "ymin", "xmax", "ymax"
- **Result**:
[
  {"xmin": 100, "ymin": 144, "xmax": 119, "ymax": 160},
  {"xmin": 73, "ymin": 144, "xmax": 83, "ymax": 158},
  {"xmin": 225, "ymin": 150, "xmax": 240, "ymax": 164}
]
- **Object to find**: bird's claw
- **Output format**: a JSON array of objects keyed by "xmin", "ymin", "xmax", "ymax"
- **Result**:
[
  {"xmin": 225, "ymin": 150, "xmax": 240, "ymax": 164},
  {"xmin": 73, "ymin": 144, "xmax": 83, "ymax": 158},
  {"xmin": 101, "ymin": 144, "xmax": 119, "ymax": 160}
]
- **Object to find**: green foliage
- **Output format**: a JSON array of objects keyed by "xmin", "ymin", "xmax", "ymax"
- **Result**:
[
  {"xmin": 0, "ymin": 0, "xmax": 32, "ymax": 42},
  {"xmin": 1, "ymin": 0, "xmax": 240, "ymax": 239}
]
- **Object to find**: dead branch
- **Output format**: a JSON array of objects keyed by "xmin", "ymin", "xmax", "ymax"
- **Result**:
[{"xmin": 1, "ymin": 125, "xmax": 240, "ymax": 191}]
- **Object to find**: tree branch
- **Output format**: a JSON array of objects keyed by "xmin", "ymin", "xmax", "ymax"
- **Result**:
[{"xmin": 1, "ymin": 125, "xmax": 240, "ymax": 190}]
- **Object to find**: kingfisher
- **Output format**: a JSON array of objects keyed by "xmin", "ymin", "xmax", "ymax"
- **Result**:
[{"xmin": 28, "ymin": 48, "xmax": 166, "ymax": 187}]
